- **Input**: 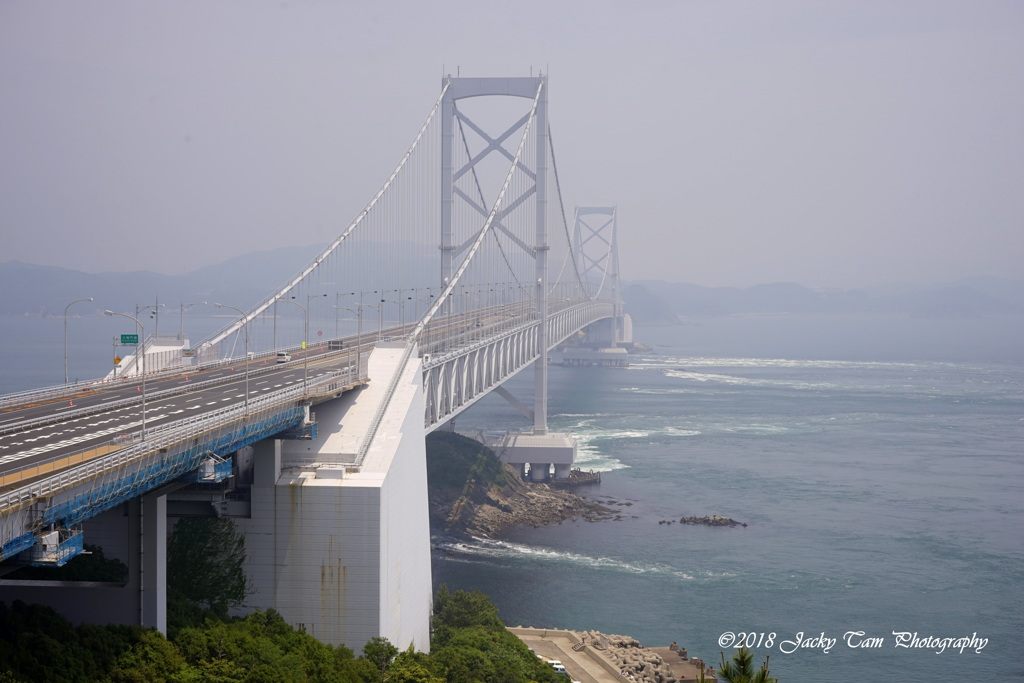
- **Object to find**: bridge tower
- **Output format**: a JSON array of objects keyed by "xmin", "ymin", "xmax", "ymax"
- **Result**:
[
  {"xmin": 0, "ymin": 74, "xmax": 625, "ymax": 654},
  {"xmin": 558, "ymin": 206, "xmax": 632, "ymax": 367},
  {"xmin": 439, "ymin": 75, "xmax": 575, "ymax": 480},
  {"xmin": 441, "ymin": 75, "xmax": 549, "ymax": 435}
]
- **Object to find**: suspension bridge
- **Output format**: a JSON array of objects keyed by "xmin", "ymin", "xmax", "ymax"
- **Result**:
[{"xmin": 0, "ymin": 75, "xmax": 630, "ymax": 651}]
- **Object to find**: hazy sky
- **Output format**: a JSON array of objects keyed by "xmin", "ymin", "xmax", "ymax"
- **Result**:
[{"xmin": 2, "ymin": 1, "xmax": 1022, "ymax": 288}]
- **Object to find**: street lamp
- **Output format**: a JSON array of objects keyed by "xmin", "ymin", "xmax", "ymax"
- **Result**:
[
  {"xmin": 334, "ymin": 292, "xmax": 355, "ymax": 337},
  {"xmin": 411, "ymin": 288, "xmax": 436, "ymax": 324},
  {"xmin": 64, "ymin": 297, "xmax": 93, "ymax": 384},
  {"xmin": 280, "ymin": 298, "xmax": 310, "ymax": 396},
  {"xmin": 136, "ymin": 301, "xmax": 165, "ymax": 338},
  {"xmin": 179, "ymin": 301, "xmax": 207, "ymax": 341},
  {"xmin": 104, "ymin": 310, "xmax": 147, "ymax": 439},
  {"xmin": 332, "ymin": 302, "xmax": 372, "ymax": 382},
  {"xmin": 215, "ymin": 304, "xmax": 250, "ymax": 415},
  {"xmin": 307, "ymin": 293, "xmax": 327, "ymax": 344}
]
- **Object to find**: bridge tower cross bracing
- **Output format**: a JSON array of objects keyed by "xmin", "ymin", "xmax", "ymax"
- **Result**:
[
  {"xmin": 0, "ymin": 73, "xmax": 627, "ymax": 649},
  {"xmin": 439, "ymin": 75, "xmax": 551, "ymax": 435},
  {"xmin": 574, "ymin": 205, "xmax": 628, "ymax": 345},
  {"xmin": 554, "ymin": 206, "xmax": 632, "ymax": 368}
]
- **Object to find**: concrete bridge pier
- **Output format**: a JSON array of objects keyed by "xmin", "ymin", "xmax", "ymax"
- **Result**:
[
  {"xmin": 232, "ymin": 343, "xmax": 432, "ymax": 652},
  {"xmin": 556, "ymin": 314, "xmax": 633, "ymax": 367},
  {"xmin": 495, "ymin": 431, "xmax": 577, "ymax": 482},
  {"xmin": 140, "ymin": 491, "xmax": 167, "ymax": 634},
  {"xmin": 529, "ymin": 464, "xmax": 549, "ymax": 482}
]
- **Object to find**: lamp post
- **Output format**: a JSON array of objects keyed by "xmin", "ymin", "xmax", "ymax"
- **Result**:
[
  {"xmin": 104, "ymin": 310, "xmax": 147, "ymax": 439},
  {"xmin": 334, "ymin": 292, "xmax": 355, "ymax": 337},
  {"xmin": 412, "ymin": 288, "xmax": 436, "ymax": 323},
  {"xmin": 215, "ymin": 304, "xmax": 250, "ymax": 415},
  {"xmin": 136, "ymin": 300, "xmax": 165, "ymax": 338},
  {"xmin": 379, "ymin": 290, "xmax": 415, "ymax": 334},
  {"xmin": 179, "ymin": 301, "xmax": 207, "ymax": 341},
  {"xmin": 64, "ymin": 297, "xmax": 93, "ymax": 384},
  {"xmin": 280, "ymin": 298, "xmax": 309, "ymax": 396},
  {"xmin": 307, "ymin": 293, "xmax": 327, "ymax": 344},
  {"xmin": 332, "ymin": 303, "xmax": 371, "ymax": 382}
]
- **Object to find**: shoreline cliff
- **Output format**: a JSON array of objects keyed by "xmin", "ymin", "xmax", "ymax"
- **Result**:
[{"xmin": 426, "ymin": 431, "xmax": 617, "ymax": 538}]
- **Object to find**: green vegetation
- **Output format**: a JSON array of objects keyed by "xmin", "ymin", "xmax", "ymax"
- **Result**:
[
  {"xmin": 0, "ymin": 588, "xmax": 561, "ymax": 682},
  {"xmin": 167, "ymin": 517, "xmax": 252, "ymax": 632},
  {"xmin": 426, "ymin": 431, "xmax": 507, "ymax": 492},
  {"xmin": 0, "ymin": 440, "xmax": 569, "ymax": 681},
  {"xmin": 717, "ymin": 646, "xmax": 778, "ymax": 683},
  {"xmin": 431, "ymin": 587, "xmax": 560, "ymax": 683}
]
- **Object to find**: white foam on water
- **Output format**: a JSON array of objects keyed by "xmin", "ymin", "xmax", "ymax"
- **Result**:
[
  {"xmin": 545, "ymin": 414, "xmax": 706, "ymax": 471},
  {"xmin": 663, "ymin": 368, "xmax": 838, "ymax": 391},
  {"xmin": 641, "ymin": 356, "xmax": 928, "ymax": 371},
  {"xmin": 436, "ymin": 536, "xmax": 734, "ymax": 583},
  {"xmin": 620, "ymin": 386, "xmax": 700, "ymax": 395}
]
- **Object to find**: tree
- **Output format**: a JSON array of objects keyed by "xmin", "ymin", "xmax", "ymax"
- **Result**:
[
  {"xmin": 431, "ymin": 585, "xmax": 503, "ymax": 645},
  {"xmin": 167, "ymin": 517, "xmax": 252, "ymax": 618},
  {"xmin": 429, "ymin": 587, "xmax": 560, "ymax": 683},
  {"xmin": 360, "ymin": 636, "xmax": 398, "ymax": 683},
  {"xmin": 388, "ymin": 644, "xmax": 443, "ymax": 683},
  {"xmin": 107, "ymin": 630, "xmax": 185, "ymax": 683},
  {"xmin": 717, "ymin": 646, "xmax": 778, "ymax": 683}
]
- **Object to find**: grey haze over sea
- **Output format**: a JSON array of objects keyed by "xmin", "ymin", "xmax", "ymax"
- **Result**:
[
  {"xmin": 434, "ymin": 314, "xmax": 1024, "ymax": 683},
  {"xmin": 2, "ymin": 312, "xmax": 1022, "ymax": 681}
]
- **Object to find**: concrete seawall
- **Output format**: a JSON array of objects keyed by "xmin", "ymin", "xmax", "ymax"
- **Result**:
[{"xmin": 508, "ymin": 627, "xmax": 716, "ymax": 683}]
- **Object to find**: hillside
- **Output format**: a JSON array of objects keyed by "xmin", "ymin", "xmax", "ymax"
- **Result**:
[
  {"xmin": 626, "ymin": 277, "xmax": 1023, "ymax": 320},
  {"xmin": 4, "ymin": 249, "xmax": 1021, "ymax": 321},
  {"xmin": 425, "ymin": 431, "xmax": 615, "ymax": 538}
]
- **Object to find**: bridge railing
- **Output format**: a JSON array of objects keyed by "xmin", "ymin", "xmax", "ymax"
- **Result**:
[
  {"xmin": 0, "ymin": 344, "xmax": 362, "ymax": 439},
  {"xmin": 0, "ymin": 363, "xmax": 361, "ymax": 516}
]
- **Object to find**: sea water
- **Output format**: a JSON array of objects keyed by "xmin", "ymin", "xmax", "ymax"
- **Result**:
[
  {"xmin": 3, "ymin": 312, "xmax": 1023, "ymax": 680},
  {"xmin": 433, "ymin": 314, "xmax": 1024, "ymax": 682}
]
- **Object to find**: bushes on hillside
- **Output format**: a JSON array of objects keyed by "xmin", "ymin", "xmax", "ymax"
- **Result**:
[{"xmin": 0, "ymin": 587, "xmax": 560, "ymax": 683}]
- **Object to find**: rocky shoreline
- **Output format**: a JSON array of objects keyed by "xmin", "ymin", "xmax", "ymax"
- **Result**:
[
  {"xmin": 659, "ymin": 514, "xmax": 747, "ymax": 528},
  {"xmin": 428, "ymin": 461, "xmax": 748, "ymax": 538},
  {"xmin": 429, "ymin": 461, "xmax": 623, "ymax": 538},
  {"xmin": 584, "ymin": 631, "xmax": 714, "ymax": 683},
  {"xmin": 510, "ymin": 627, "xmax": 717, "ymax": 683},
  {"xmin": 425, "ymin": 431, "xmax": 746, "ymax": 539}
]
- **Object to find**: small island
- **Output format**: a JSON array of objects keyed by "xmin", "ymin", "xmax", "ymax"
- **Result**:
[{"xmin": 660, "ymin": 515, "xmax": 747, "ymax": 528}]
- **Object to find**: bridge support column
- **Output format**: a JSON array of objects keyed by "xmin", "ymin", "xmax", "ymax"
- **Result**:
[
  {"xmin": 141, "ymin": 492, "xmax": 167, "ymax": 634},
  {"xmin": 235, "ymin": 345, "xmax": 431, "ymax": 652},
  {"xmin": 496, "ymin": 431, "xmax": 576, "ymax": 482}
]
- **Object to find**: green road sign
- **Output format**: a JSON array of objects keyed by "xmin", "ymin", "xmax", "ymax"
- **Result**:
[{"xmin": 120, "ymin": 334, "xmax": 139, "ymax": 344}]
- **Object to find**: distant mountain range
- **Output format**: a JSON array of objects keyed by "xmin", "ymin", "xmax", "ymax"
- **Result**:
[
  {"xmin": 624, "ymin": 277, "xmax": 1024, "ymax": 323},
  {"xmin": 2, "ymin": 250, "xmax": 1021, "ymax": 322},
  {"xmin": 0, "ymin": 246, "xmax": 325, "ymax": 317}
]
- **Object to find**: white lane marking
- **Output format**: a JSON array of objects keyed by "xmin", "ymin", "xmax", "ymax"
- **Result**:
[{"xmin": 0, "ymin": 414, "xmax": 168, "ymax": 464}]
